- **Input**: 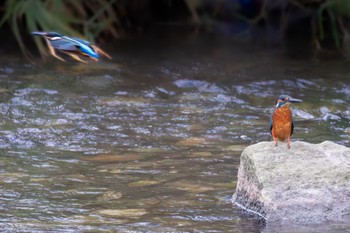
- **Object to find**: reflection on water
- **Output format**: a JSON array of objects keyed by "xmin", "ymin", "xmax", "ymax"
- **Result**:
[{"xmin": 0, "ymin": 38, "xmax": 349, "ymax": 232}]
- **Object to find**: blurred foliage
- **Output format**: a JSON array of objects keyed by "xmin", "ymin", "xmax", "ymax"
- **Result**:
[
  {"xmin": 317, "ymin": 0, "xmax": 350, "ymax": 55},
  {"xmin": 1, "ymin": 0, "xmax": 350, "ymax": 58}
]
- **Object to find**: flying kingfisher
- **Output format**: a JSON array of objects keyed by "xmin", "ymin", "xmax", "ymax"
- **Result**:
[
  {"xmin": 32, "ymin": 31, "xmax": 111, "ymax": 63},
  {"xmin": 270, "ymin": 95, "xmax": 302, "ymax": 149}
]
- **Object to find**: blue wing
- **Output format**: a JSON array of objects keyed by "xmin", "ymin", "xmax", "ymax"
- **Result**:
[
  {"xmin": 69, "ymin": 37, "xmax": 99, "ymax": 58},
  {"xmin": 269, "ymin": 111, "xmax": 273, "ymax": 135},
  {"xmin": 71, "ymin": 37, "xmax": 91, "ymax": 46},
  {"xmin": 49, "ymin": 36, "xmax": 99, "ymax": 59},
  {"xmin": 48, "ymin": 38, "xmax": 79, "ymax": 51},
  {"xmin": 78, "ymin": 44, "xmax": 99, "ymax": 58}
]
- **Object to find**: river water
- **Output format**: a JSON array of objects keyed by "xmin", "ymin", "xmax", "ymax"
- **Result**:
[{"xmin": 0, "ymin": 37, "xmax": 349, "ymax": 232}]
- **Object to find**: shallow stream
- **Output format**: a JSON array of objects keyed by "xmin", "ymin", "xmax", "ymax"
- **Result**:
[{"xmin": 0, "ymin": 38, "xmax": 349, "ymax": 232}]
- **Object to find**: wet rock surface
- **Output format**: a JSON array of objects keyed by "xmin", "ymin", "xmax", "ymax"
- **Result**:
[{"xmin": 232, "ymin": 141, "xmax": 350, "ymax": 224}]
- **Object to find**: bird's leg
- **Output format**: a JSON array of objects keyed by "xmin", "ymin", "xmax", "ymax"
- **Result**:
[
  {"xmin": 63, "ymin": 52, "xmax": 87, "ymax": 63},
  {"xmin": 272, "ymin": 131, "xmax": 278, "ymax": 146},
  {"xmin": 273, "ymin": 137, "xmax": 278, "ymax": 147},
  {"xmin": 287, "ymin": 136, "xmax": 291, "ymax": 149},
  {"xmin": 92, "ymin": 45, "xmax": 112, "ymax": 59},
  {"xmin": 90, "ymin": 57, "xmax": 98, "ymax": 62},
  {"xmin": 46, "ymin": 40, "xmax": 65, "ymax": 62}
]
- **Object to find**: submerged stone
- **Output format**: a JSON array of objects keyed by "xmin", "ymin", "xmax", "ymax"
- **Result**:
[
  {"xmin": 128, "ymin": 180, "xmax": 160, "ymax": 187},
  {"xmin": 84, "ymin": 153, "xmax": 143, "ymax": 162},
  {"xmin": 97, "ymin": 191, "xmax": 123, "ymax": 201},
  {"xmin": 175, "ymin": 137, "xmax": 206, "ymax": 147},
  {"xmin": 170, "ymin": 181, "xmax": 215, "ymax": 193},
  {"xmin": 232, "ymin": 141, "xmax": 350, "ymax": 224},
  {"xmin": 98, "ymin": 208, "xmax": 147, "ymax": 218}
]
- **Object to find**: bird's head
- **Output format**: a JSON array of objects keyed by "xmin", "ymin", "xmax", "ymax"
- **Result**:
[
  {"xmin": 32, "ymin": 32, "xmax": 63, "ymax": 40},
  {"xmin": 275, "ymin": 95, "xmax": 302, "ymax": 108}
]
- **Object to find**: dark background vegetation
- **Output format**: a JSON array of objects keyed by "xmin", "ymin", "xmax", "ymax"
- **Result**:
[{"xmin": 1, "ymin": 0, "xmax": 350, "ymax": 59}]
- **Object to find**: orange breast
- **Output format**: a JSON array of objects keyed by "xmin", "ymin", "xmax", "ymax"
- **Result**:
[{"xmin": 272, "ymin": 107, "xmax": 293, "ymax": 141}]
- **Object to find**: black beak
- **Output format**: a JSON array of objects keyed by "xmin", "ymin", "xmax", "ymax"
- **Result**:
[
  {"xmin": 31, "ymin": 31, "xmax": 47, "ymax": 36},
  {"xmin": 288, "ymin": 97, "xmax": 303, "ymax": 103}
]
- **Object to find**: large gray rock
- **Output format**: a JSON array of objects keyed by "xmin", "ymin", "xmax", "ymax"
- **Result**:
[{"xmin": 232, "ymin": 141, "xmax": 350, "ymax": 224}]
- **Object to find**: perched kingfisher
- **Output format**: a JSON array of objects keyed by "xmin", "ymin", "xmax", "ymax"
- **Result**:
[
  {"xmin": 32, "ymin": 31, "xmax": 111, "ymax": 63},
  {"xmin": 270, "ymin": 95, "xmax": 302, "ymax": 149}
]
